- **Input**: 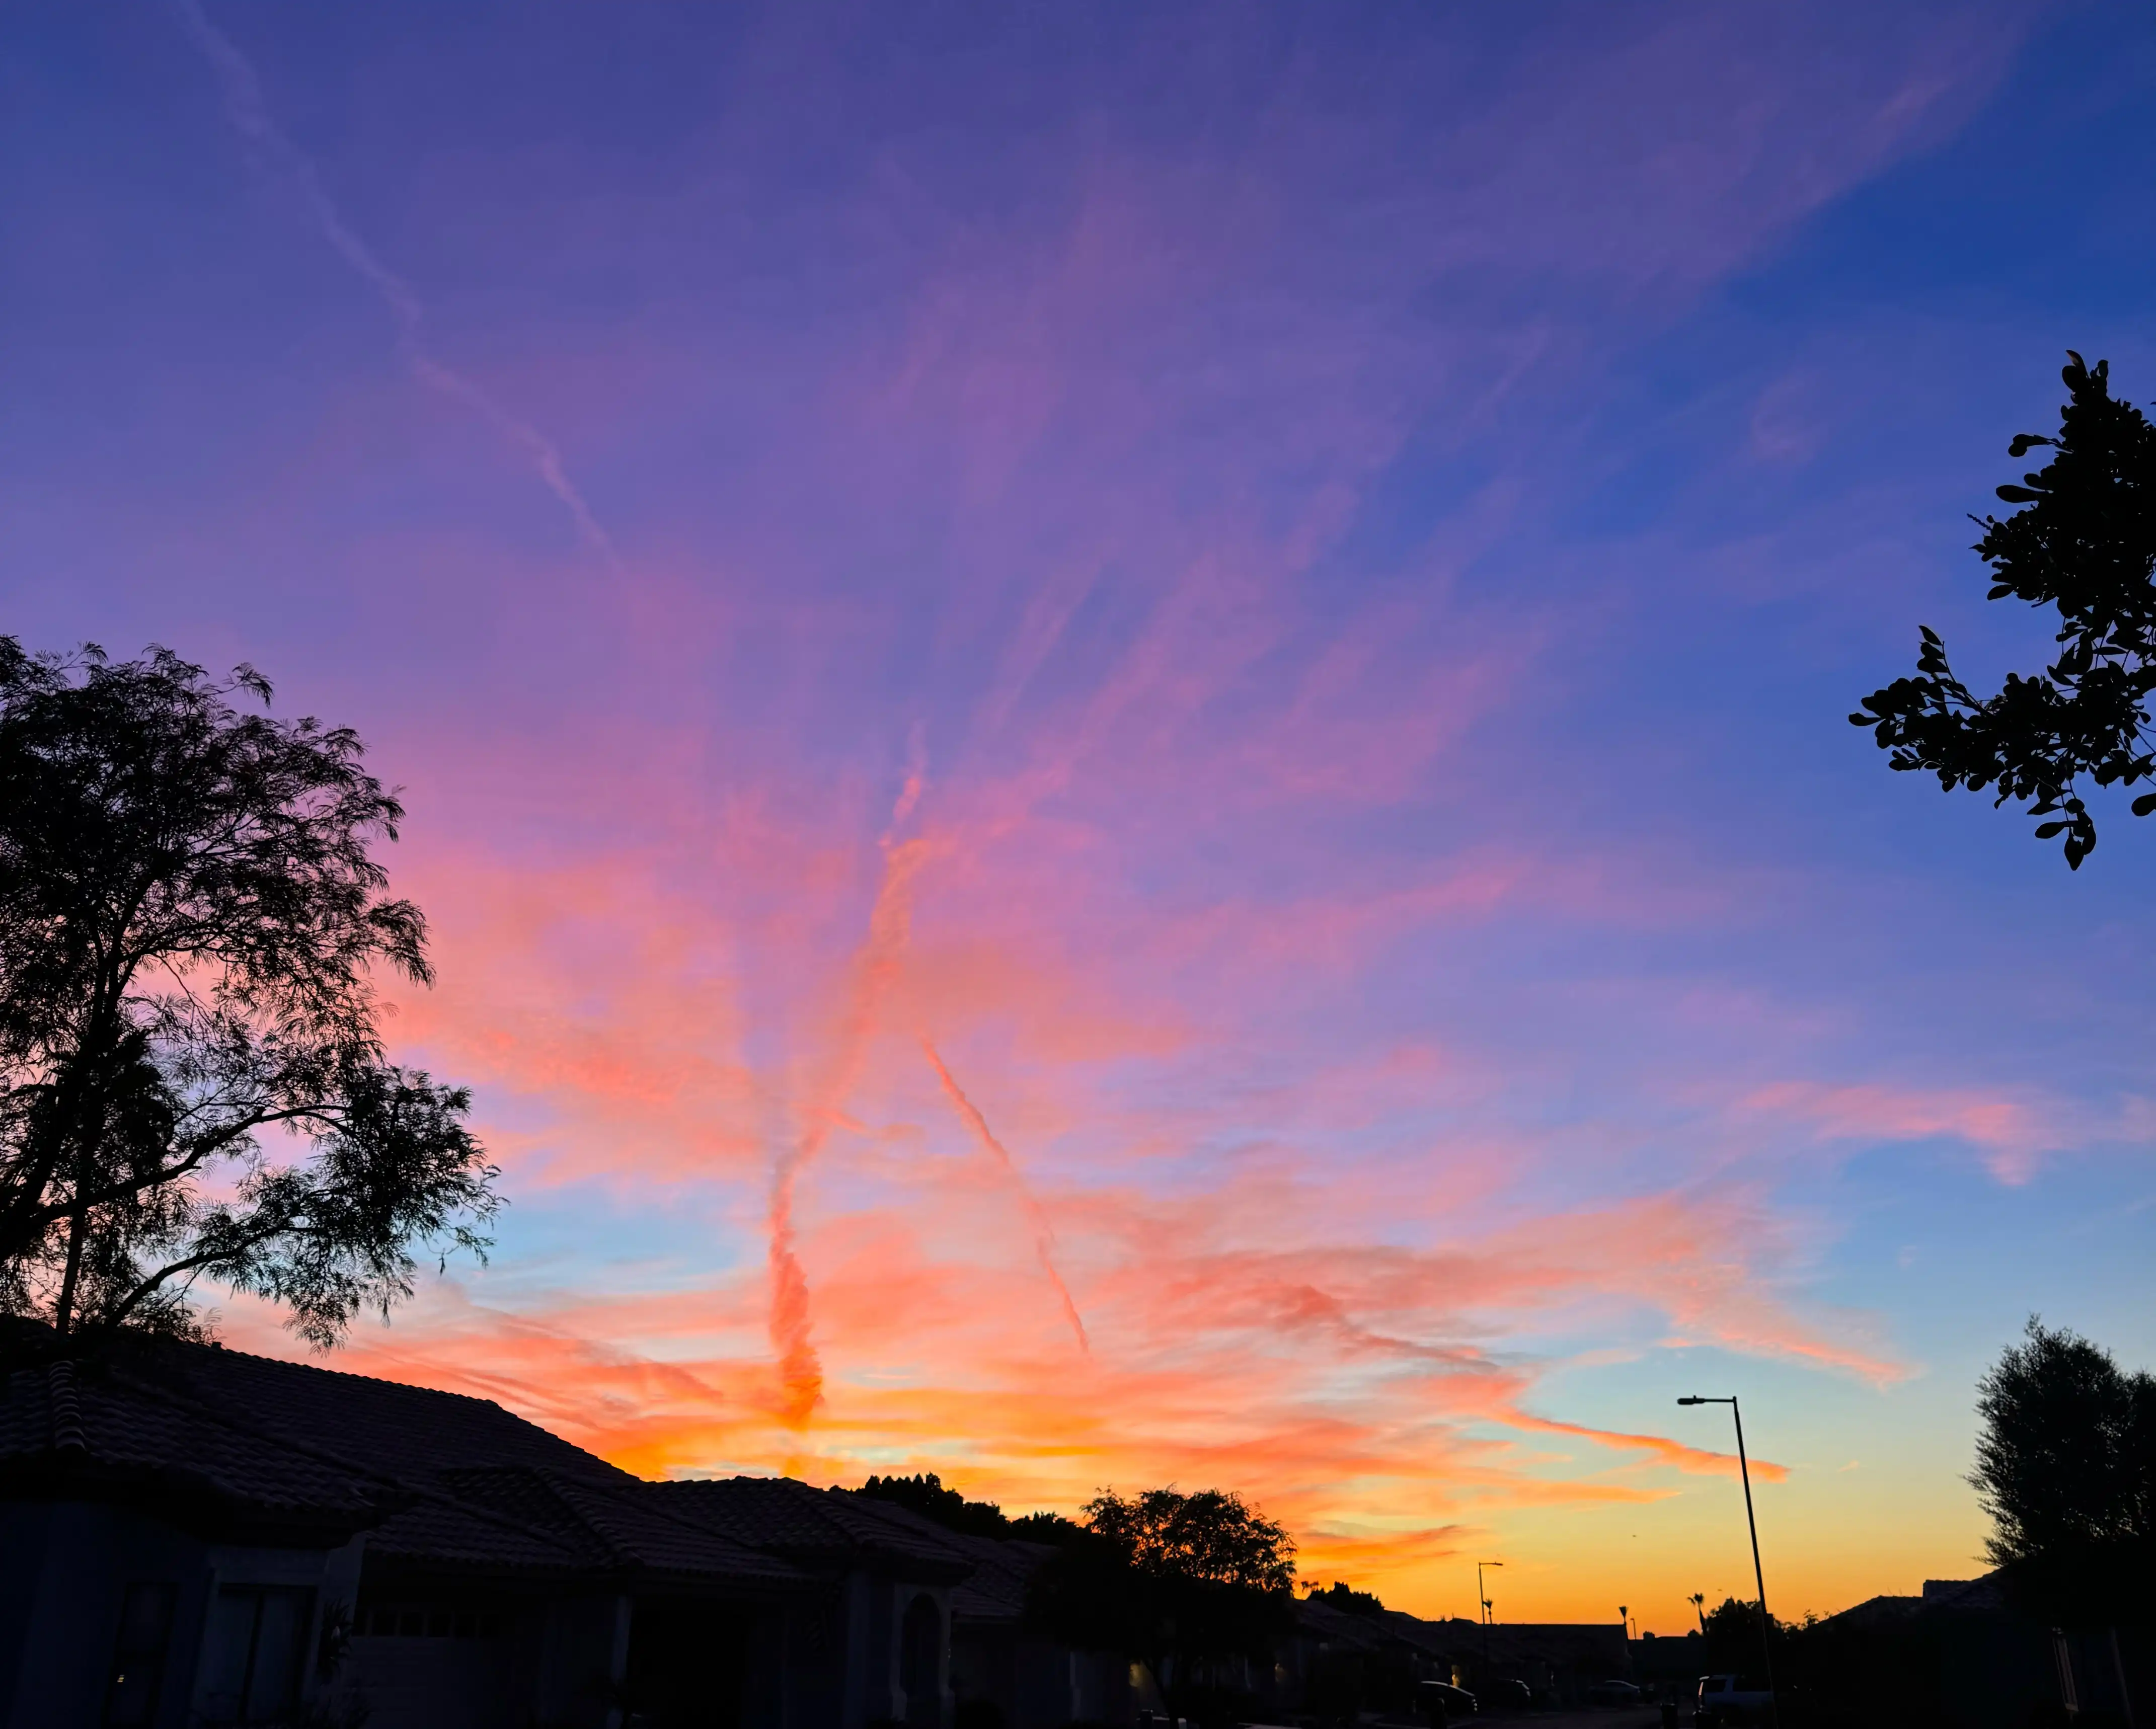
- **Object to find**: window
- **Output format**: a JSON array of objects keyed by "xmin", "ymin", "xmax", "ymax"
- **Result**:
[
  {"xmin": 199, "ymin": 1586, "xmax": 314, "ymax": 1724},
  {"xmin": 355, "ymin": 1601, "xmax": 503, "ymax": 1639},
  {"xmin": 104, "ymin": 1583, "xmax": 177, "ymax": 1727},
  {"xmin": 900, "ymin": 1595, "xmax": 943, "ymax": 1729}
]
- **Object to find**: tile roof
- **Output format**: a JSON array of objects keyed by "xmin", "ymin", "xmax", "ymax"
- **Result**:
[
  {"xmin": 437, "ymin": 1468, "xmax": 812, "ymax": 1589},
  {"xmin": 0, "ymin": 1329, "xmax": 962, "ymax": 1597},
  {"xmin": 0, "ymin": 1357, "xmax": 394, "ymax": 1535},
  {"xmin": 362, "ymin": 1488, "xmax": 591, "ymax": 1574},
  {"xmin": 816, "ymin": 1494, "xmax": 1057, "ymax": 1621},
  {"xmin": 1294, "ymin": 1597, "xmax": 1398, "ymax": 1652},
  {"xmin": 651, "ymin": 1477, "xmax": 973, "ymax": 1581},
  {"xmin": 120, "ymin": 1336, "xmax": 630, "ymax": 1488},
  {"xmin": 1816, "ymin": 1573, "xmax": 2008, "ymax": 1631}
]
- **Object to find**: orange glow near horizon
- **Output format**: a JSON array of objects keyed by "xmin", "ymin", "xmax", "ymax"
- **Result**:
[{"xmin": 54, "ymin": 0, "xmax": 2137, "ymax": 1641}]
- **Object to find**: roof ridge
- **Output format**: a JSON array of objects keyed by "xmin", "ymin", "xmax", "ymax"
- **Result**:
[
  {"xmin": 519, "ymin": 1469, "xmax": 645, "ymax": 1569},
  {"xmin": 827, "ymin": 1488, "xmax": 977, "ymax": 1552},
  {"xmin": 119, "ymin": 1335, "xmax": 633, "ymax": 1483},
  {"xmin": 47, "ymin": 1361, "xmax": 87, "ymax": 1457},
  {"xmin": 168, "ymin": 1334, "xmax": 520, "ymax": 1411},
  {"xmin": 658, "ymin": 1473, "xmax": 866, "ymax": 1552},
  {"xmin": 376, "ymin": 1466, "xmax": 623, "ymax": 1571},
  {"xmin": 98, "ymin": 1358, "xmax": 408, "ymax": 1506}
]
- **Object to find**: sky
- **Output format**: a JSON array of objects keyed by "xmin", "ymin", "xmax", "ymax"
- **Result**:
[{"xmin": 5, "ymin": 0, "xmax": 2155, "ymax": 1630}]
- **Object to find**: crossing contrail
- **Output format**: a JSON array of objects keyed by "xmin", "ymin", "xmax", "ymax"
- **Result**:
[
  {"xmin": 919, "ymin": 1035, "xmax": 1090, "ymax": 1354},
  {"xmin": 174, "ymin": 0, "xmax": 621, "ymax": 571}
]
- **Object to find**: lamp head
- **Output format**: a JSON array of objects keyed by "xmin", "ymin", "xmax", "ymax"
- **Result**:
[{"xmin": 1677, "ymin": 1396, "xmax": 1704, "ymax": 1405}]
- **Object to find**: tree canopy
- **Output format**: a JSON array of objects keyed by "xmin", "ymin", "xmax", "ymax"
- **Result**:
[
  {"xmin": 1972, "ymin": 1318, "xmax": 2156, "ymax": 1623},
  {"xmin": 1082, "ymin": 1485, "xmax": 1297, "ymax": 1593},
  {"xmin": 1852, "ymin": 353, "xmax": 2156, "ymax": 868},
  {"xmin": 0, "ymin": 640, "xmax": 498, "ymax": 1345},
  {"xmin": 1303, "ymin": 1580, "xmax": 1388, "ymax": 1617},
  {"xmin": 1013, "ymin": 1483, "xmax": 1299, "ymax": 1711},
  {"xmin": 855, "ymin": 1471, "xmax": 1080, "ymax": 1542}
]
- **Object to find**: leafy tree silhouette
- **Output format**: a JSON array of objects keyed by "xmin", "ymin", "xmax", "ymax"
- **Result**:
[
  {"xmin": 1026, "ymin": 1486, "xmax": 1298, "ymax": 1720},
  {"xmin": 1083, "ymin": 1486, "xmax": 1297, "ymax": 1592},
  {"xmin": 0, "ymin": 640, "xmax": 497, "ymax": 1344},
  {"xmin": 1853, "ymin": 354, "xmax": 2156, "ymax": 868},
  {"xmin": 1973, "ymin": 1318, "xmax": 2156, "ymax": 1625}
]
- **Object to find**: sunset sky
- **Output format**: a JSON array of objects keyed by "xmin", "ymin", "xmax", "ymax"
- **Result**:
[{"xmin": 6, "ymin": 1, "xmax": 2155, "ymax": 1630}]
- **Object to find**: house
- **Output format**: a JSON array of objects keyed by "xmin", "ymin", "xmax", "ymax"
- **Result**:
[
  {"xmin": 1280, "ymin": 1597, "xmax": 1635, "ymax": 1714},
  {"xmin": 1807, "ymin": 1571, "xmax": 2149, "ymax": 1729},
  {"xmin": 1283, "ymin": 1595, "xmax": 1430, "ymax": 1715},
  {"xmin": 1629, "ymin": 1627, "xmax": 1707, "ymax": 1694},
  {"xmin": 822, "ymin": 1503, "xmax": 1133, "ymax": 1727},
  {"xmin": 1406, "ymin": 1617, "xmax": 1632, "ymax": 1705},
  {"xmin": 0, "ymin": 1324, "xmax": 1081, "ymax": 1729}
]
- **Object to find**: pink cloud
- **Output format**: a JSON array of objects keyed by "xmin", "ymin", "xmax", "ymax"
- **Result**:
[{"xmin": 1738, "ymin": 1080, "xmax": 2051, "ymax": 1184}]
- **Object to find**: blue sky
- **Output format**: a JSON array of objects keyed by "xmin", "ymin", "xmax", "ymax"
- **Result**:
[{"xmin": 3, "ymin": 0, "xmax": 2153, "ymax": 1625}]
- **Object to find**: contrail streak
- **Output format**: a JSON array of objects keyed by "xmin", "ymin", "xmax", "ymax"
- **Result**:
[
  {"xmin": 918, "ymin": 1035, "xmax": 1090, "ymax": 1354},
  {"xmin": 764, "ymin": 833, "xmax": 936, "ymax": 1427},
  {"xmin": 173, "ymin": 0, "xmax": 621, "ymax": 571}
]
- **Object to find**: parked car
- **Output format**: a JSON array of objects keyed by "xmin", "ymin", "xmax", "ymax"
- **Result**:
[
  {"xmin": 1693, "ymin": 1675, "xmax": 1773, "ymax": 1727},
  {"xmin": 1588, "ymin": 1680, "xmax": 1643, "ymax": 1707},
  {"xmin": 1484, "ymin": 1679, "xmax": 1534, "ymax": 1711},
  {"xmin": 1417, "ymin": 1680, "xmax": 1480, "ymax": 1720}
]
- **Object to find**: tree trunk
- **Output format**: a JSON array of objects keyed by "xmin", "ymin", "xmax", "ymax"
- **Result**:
[{"xmin": 52, "ymin": 1193, "xmax": 86, "ymax": 1335}]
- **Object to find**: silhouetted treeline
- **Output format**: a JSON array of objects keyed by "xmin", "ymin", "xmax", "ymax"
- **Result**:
[{"xmin": 857, "ymin": 1471, "xmax": 1081, "ymax": 1543}]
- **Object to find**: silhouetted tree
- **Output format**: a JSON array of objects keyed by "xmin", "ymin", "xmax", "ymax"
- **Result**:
[
  {"xmin": 1852, "ymin": 354, "xmax": 2156, "ymax": 868},
  {"xmin": 0, "ymin": 640, "xmax": 498, "ymax": 1344},
  {"xmin": 1973, "ymin": 1318, "xmax": 2156, "ymax": 1624},
  {"xmin": 858, "ymin": 1472, "xmax": 1025, "ymax": 1539},
  {"xmin": 1700, "ymin": 1597, "xmax": 1786, "ymax": 1674},
  {"xmin": 1026, "ymin": 1486, "xmax": 1298, "ymax": 1722},
  {"xmin": 1083, "ymin": 1486, "xmax": 1297, "ymax": 1592},
  {"xmin": 1305, "ymin": 1580, "xmax": 1388, "ymax": 1617}
]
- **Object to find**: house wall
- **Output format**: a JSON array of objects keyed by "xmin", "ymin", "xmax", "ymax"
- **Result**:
[
  {"xmin": 0, "ymin": 1500, "xmax": 212, "ymax": 1729},
  {"xmin": 333, "ymin": 1578, "xmax": 806, "ymax": 1729},
  {"xmin": 950, "ymin": 1622, "xmax": 1016, "ymax": 1723},
  {"xmin": 0, "ymin": 1498, "xmax": 359, "ymax": 1729},
  {"xmin": 950, "ymin": 1624, "xmax": 1136, "ymax": 1729},
  {"xmin": 533, "ymin": 1590, "xmax": 634, "ymax": 1729},
  {"xmin": 860, "ymin": 1578, "xmax": 952, "ymax": 1729},
  {"xmin": 782, "ymin": 1588, "xmax": 853, "ymax": 1729},
  {"xmin": 340, "ymin": 1592, "xmax": 531, "ymax": 1729}
]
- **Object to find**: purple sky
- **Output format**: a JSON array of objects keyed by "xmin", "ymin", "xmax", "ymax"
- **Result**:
[{"xmin": 5, "ymin": 0, "xmax": 2154, "ymax": 1624}]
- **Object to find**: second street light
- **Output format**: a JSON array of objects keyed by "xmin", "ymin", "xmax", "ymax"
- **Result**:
[
  {"xmin": 1679, "ymin": 1395, "xmax": 1776, "ymax": 1719},
  {"xmin": 1478, "ymin": 1560, "xmax": 1504, "ymax": 1669},
  {"xmin": 1478, "ymin": 1559, "xmax": 1504, "ymax": 1624}
]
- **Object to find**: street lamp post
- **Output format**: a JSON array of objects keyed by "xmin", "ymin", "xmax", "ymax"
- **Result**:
[
  {"xmin": 1478, "ymin": 1560, "xmax": 1504, "ymax": 1670},
  {"xmin": 1679, "ymin": 1396, "xmax": 1776, "ymax": 1717}
]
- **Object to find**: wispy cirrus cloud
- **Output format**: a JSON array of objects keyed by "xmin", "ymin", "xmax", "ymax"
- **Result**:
[
  {"xmin": 173, "ymin": 0, "xmax": 621, "ymax": 571},
  {"xmin": 58, "ymin": 0, "xmax": 2087, "ymax": 1625}
]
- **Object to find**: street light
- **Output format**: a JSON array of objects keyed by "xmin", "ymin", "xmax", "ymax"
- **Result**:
[
  {"xmin": 1478, "ymin": 1560, "xmax": 1504, "ymax": 1626},
  {"xmin": 1478, "ymin": 1560, "xmax": 1504, "ymax": 1673},
  {"xmin": 1679, "ymin": 1396, "xmax": 1776, "ymax": 1717}
]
